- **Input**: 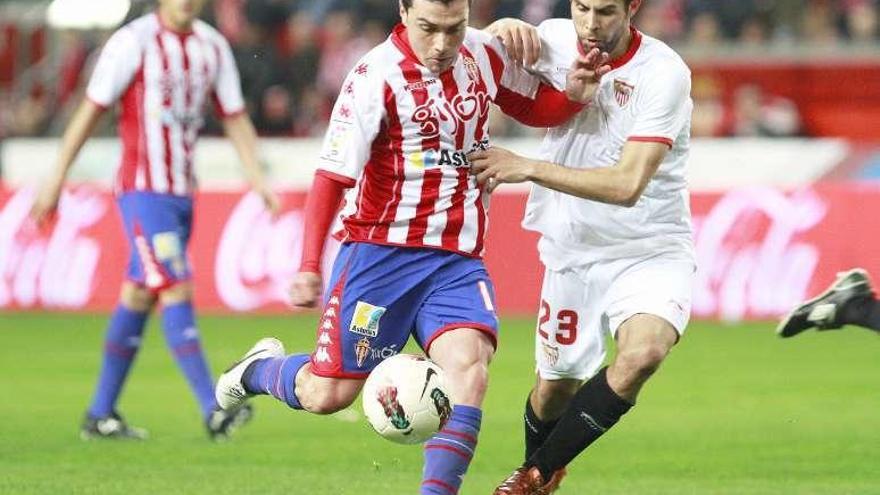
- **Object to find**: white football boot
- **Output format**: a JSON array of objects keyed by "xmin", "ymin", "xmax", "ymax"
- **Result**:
[{"xmin": 215, "ymin": 337, "xmax": 286, "ymax": 410}]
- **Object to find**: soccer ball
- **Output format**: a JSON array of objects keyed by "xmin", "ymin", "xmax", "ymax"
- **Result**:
[{"xmin": 362, "ymin": 354, "xmax": 454, "ymax": 445}]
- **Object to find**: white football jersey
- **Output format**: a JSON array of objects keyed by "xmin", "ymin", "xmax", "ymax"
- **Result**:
[{"xmin": 523, "ymin": 19, "xmax": 694, "ymax": 269}]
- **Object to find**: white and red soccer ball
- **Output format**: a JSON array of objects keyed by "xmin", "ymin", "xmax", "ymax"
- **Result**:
[{"xmin": 362, "ymin": 354, "xmax": 454, "ymax": 445}]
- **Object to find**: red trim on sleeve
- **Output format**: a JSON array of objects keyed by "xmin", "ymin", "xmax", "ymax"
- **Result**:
[
  {"xmin": 220, "ymin": 108, "xmax": 246, "ymax": 119},
  {"xmin": 315, "ymin": 169, "xmax": 357, "ymax": 187},
  {"xmin": 86, "ymin": 96, "xmax": 109, "ymax": 111},
  {"xmin": 212, "ymin": 91, "xmax": 246, "ymax": 119},
  {"xmin": 495, "ymin": 83, "xmax": 584, "ymax": 127},
  {"xmin": 299, "ymin": 171, "xmax": 351, "ymax": 273},
  {"xmin": 628, "ymin": 136, "xmax": 674, "ymax": 148}
]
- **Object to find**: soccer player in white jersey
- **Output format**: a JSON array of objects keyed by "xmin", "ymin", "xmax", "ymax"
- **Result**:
[
  {"xmin": 30, "ymin": 0, "xmax": 278, "ymax": 440},
  {"xmin": 470, "ymin": 1, "xmax": 695, "ymax": 492},
  {"xmin": 213, "ymin": 0, "xmax": 600, "ymax": 493}
]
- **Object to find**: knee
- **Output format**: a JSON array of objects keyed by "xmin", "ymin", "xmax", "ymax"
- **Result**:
[
  {"xmin": 533, "ymin": 379, "xmax": 580, "ymax": 419},
  {"xmin": 441, "ymin": 348, "xmax": 491, "ymax": 400},
  {"xmin": 120, "ymin": 283, "xmax": 157, "ymax": 312},
  {"xmin": 615, "ymin": 343, "xmax": 669, "ymax": 381},
  {"xmin": 299, "ymin": 377, "xmax": 358, "ymax": 415},
  {"xmin": 307, "ymin": 393, "xmax": 354, "ymax": 415},
  {"xmin": 430, "ymin": 330, "xmax": 494, "ymax": 403},
  {"xmin": 158, "ymin": 282, "xmax": 192, "ymax": 305}
]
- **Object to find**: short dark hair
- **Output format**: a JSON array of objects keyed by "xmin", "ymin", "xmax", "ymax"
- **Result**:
[{"xmin": 401, "ymin": 0, "xmax": 472, "ymax": 11}]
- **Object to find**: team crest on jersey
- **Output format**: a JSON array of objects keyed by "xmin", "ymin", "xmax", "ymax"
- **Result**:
[
  {"xmin": 541, "ymin": 342, "xmax": 560, "ymax": 367},
  {"xmin": 350, "ymin": 301, "xmax": 386, "ymax": 337},
  {"xmin": 463, "ymin": 56, "xmax": 480, "ymax": 82},
  {"xmin": 613, "ymin": 79, "xmax": 635, "ymax": 107}
]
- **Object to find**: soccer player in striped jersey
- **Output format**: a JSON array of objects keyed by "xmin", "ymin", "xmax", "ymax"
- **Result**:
[
  {"xmin": 214, "ymin": 0, "xmax": 600, "ymax": 493},
  {"xmin": 471, "ymin": 1, "xmax": 696, "ymax": 492},
  {"xmin": 31, "ymin": 0, "xmax": 279, "ymax": 440}
]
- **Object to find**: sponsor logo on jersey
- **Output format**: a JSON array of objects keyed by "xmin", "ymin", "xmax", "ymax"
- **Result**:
[
  {"xmin": 407, "ymin": 139, "xmax": 490, "ymax": 170},
  {"xmin": 613, "ymin": 79, "xmax": 634, "ymax": 107},
  {"xmin": 349, "ymin": 301, "xmax": 386, "ymax": 337},
  {"xmin": 411, "ymin": 89, "xmax": 492, "ymax": 139},
  {"xmin": 354, "ymin": 337, "xmax": 371, "ymax": 367},
  {"xmin": 407, "ymin": 149, "xmax": 471, "ymax": 169},
  {"xmin": 405, "ymin": 79, "xmax": 438, "ymax": 92}
]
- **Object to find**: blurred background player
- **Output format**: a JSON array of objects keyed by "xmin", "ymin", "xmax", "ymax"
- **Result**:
[
  {"xmin": 777, "ymin": 268, "xmax": 880, "ymax": 337},
  {"xmin": 473, "ymin": 0, "xmax": 695, "ymax": 492},
  {"xmin": 29, "ymin": 0, "xmax": 279, "ymax": 440},
  {"xmin": 214, "ymin": 0, "xmax": 600, "ymax": 492}
]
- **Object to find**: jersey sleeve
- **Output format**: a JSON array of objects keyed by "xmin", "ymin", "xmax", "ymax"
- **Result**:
[
  {"xmin": 317, "ymin": 61, "xmax": 385, "ymax": 181},
  {"xmin": 529, "ymin": 19, "xmax": 568, "ymax": 91},
  {"xmin": 627, "ymin": 62, "xmax": 691, "ymax": 147},
  {"xmin": 484, "ymin": 36, "xmax": 583, "ymax": 128},
  {"xmin": 85, "ymin": 28, "xmax": 141, "ymax": 109},
  {"xmin": 211, "ymin": 35, "xmax": 246, "ymax": 118}
]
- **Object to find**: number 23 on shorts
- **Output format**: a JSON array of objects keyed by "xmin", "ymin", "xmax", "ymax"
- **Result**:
[{"xmin": 537, "ymin": 299, "xmax": 579, "ymax": 345}]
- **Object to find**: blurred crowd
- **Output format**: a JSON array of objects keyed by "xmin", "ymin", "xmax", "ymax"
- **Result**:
[{"xmin": 3, "ymin": 0, "xmax": 879, "ymax": 140}]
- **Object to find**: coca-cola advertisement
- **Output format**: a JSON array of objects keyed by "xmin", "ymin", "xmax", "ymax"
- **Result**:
[{"xmin": 2, "ymin": 184, "xmax": 879, "ymax": 320}]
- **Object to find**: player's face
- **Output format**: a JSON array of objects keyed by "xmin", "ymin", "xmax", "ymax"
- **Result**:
[
  {"xmin": 158, "ymin": 0, "xmax": 206, "ymax": 30},
  {"xmin": 570, "ymin": 0, "xmax": 637, "ymax": 57},
  {"xmin": 400, "ymin": 0, "xmax": 469, "ymax": 74}
]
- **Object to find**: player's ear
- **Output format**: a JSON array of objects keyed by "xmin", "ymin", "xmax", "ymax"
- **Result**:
[
  {"xmin": 627, "ymin": 0, "xmax": 643, "ymax": 18},
  {"xmin": 399, "ymin": 0, "xmax": 408, "ymax": 22}
]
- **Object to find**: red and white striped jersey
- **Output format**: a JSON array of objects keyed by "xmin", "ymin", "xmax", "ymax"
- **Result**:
[
  {"xmin": 318, "ymin": 24, "xmax": 576, "ymax": 258},
  {"xmin": 86, "ymin": 12, "xmax": 245, "ymax": 197}
]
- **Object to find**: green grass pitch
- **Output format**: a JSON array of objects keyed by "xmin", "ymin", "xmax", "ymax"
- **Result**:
[{"xmin": 0, "ymin": 312, "xmax": 878, "ymax": 494}]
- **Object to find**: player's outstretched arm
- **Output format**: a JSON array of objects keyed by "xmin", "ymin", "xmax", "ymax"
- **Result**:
[
  {"xmin": 222, "ymin": 113, "xmax": 281, "ymax": 215},
  {"xmin": 30, "ymin": 99, "xmax": 105, "ymax": 226},
  {"xmin": 485, "ymin": 18, "xmax": 541, "ymax": 67},
  {"xmin": 289, "ymin": 171, "xmax": 354, "ymax": 308},
  {"xmin": 470, "ymin": 140, "xmax": 668, "ymax": 206}
]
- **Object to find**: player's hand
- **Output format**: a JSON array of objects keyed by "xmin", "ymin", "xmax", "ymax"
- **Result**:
[
  {"xmin": 254, "ymin": 186, "xmax": 281, "ymax": 216},
  {"xmin": 565, "ymin": 48, "xmax": 611, "ymax": 104},
  {"xmin": 485, "ymin": 18, "xmax": 541, "ymax": 67},
  {"xmin": 469, "ymin": 147, "xmax": 535, "ymax": 193},
  {"xmin": 29, "ymin": 178, "xmax": 63, "ymax": 227},
  {"xmin": 290, "ymin": 271, "xmax": 322, "ymax": 308}
]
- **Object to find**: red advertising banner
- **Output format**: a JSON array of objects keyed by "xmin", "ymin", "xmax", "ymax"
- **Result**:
[{"xmin": 2, "ymin": 184, "xmax": 879, "ymax": 320}]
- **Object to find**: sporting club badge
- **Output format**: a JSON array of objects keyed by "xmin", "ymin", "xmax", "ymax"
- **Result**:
[
  {"xmin": 463, "ymin": 56, "xmax": 480, "ymax": 82},
  {"xmin": 355, "ymin": 337, "xmax": 371, "ymax": 367},
  {"xmin": 613, "ymin": 79, "xmax": 635, "ymax": 107}
]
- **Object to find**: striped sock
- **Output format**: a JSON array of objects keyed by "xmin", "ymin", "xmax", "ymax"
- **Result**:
[
  {"xmin": 88, "ymin": 306, "xmax": 148, "ymax": 418},
  {"xmin": 161, "ymin": 302, "xmax": 216, "ymax": 418},
  {"xmin": 243, "ymin": 354, "xmax": 310, "ymax": 409},
  {"xmin": 421, "ymin": 405, "xmax": 482, "ymax": 495}
]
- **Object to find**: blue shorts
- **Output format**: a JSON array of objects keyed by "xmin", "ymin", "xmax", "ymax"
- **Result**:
[
  {"xmin": 117, "ymin": 191, "xmax": 193, "ymax": 291},
  {"xmin": 309, "ymin": 242, "xmax": 499, "ymax": 378}
]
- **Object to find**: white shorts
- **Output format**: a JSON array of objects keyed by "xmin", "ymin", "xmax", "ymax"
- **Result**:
[{"xmin": 534, "ymin": 253, "xmax": 695, "ymax": 381}]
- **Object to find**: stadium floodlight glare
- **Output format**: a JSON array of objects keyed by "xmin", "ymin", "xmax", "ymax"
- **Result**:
[{"xmin": 47, "ymin": 0, "xmax": 131, "ymax": 30}]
